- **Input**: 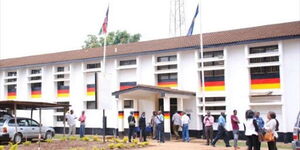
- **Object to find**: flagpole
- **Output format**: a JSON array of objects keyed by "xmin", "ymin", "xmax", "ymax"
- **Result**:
[
  {"xmin": 102, "ymin": 33, "xmax": 107, "ymax": 75},
  {"xmin": 198, "ymin": 0, "xmax": 206, "ymax": 118}
]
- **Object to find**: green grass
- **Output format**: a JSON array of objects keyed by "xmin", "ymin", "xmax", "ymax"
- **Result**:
[{"xmin": 215, "ymin": 140, "xmax": 292, "ymax": 149}]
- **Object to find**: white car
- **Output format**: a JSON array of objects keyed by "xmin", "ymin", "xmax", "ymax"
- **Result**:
[{"xmin": 0, "ymin": 117, "xmax": 55, "ymax": 143}]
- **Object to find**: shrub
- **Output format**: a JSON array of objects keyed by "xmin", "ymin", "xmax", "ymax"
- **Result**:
[
  {"xmin": 0, "ymin": 146, "xmax": 5, "ymax": 150},
  {"xmin": 9, "ymin": 144, "xmax": 18, "ymax": 150},
  {"xmin": 129, "ymin": 143, "xmax": 136, "ymax": 148},
  {"xmin": 23, "ymin": 141, "xmax": 31, "ymax": 146},
  {"xmin": 45, "ymin": 139, "xmax": 53, "ymax": 143},
  {"xmin": 69, "ymin": 136, "xmax": 78, "ymax": 141},
  {"xmin": 108, "ymin": 143, "xmax": 115, "ymax": 149},
  {"xmin": 60, "ymin": 136, "xmax": 68, "ymax": 141},
  {"xmin": 92, "ymin": 136, "xmax": 101, "ymax": 142},
  {"xmin": 115, "ymin": 143, "xmax": 125, "ymax": 149},
  {"xmin": 80, "ymin": 136, "xmax": 90, "ymax": 141},
  {"xmin": 132, "ymin": 139, "xmax": 138, "ymax": 144},
  {"xmin": 121, "ymin": 137, "xmax": 128, "ymax": 143}
]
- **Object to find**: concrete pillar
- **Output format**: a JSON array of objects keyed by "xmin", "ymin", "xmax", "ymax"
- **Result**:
[
  {"xmin": 163, "ymin": 97, "xmax": 171, "ymax": 140},
  {"xmin": 117, "ymin": 99, "xmax": 124, "ymax": 137}
]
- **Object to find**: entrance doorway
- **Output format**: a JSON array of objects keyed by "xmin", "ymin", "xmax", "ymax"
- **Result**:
[{"xmin": 158, "ymin": 98, "xmax": 178, "ymax": 135}]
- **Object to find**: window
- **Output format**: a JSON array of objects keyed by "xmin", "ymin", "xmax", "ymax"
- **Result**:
[
  {"xmin": 203, "ymin": 61, "xmax": 224, "ymax": 67},
  {"xmin": 7, "ymin": 72, "xmax": 17, "ymax": 77},
  {"xmin": 157, "ymin": 73, "xmax": 177, "ymax": 81},
  {"xmin": 57, "ymin": 81, "xmax": 65, "ymax": 87},
  {"xmin": 249, "ymin": 45, "xmax": 278, "ymax": 54},
  {"xmin": 27, "ymin": 119, "xmax": 39, "ymax": 127},
  {"xmin": 124, "ymin": 100, "xmax": 133, "ymax": 109},
  {"xmin": 6, "ymin": 79, "xmax": 17, "ymax": 83},
  {"xmin": 31, "ymin": 69, "xmax": 41, "ymax": 74},
  {"xmin": 87, "ymin": 63, "xmax": 101, "ymax": 69},
  {"xmin": 30, "ymin": 76, "xmax": 42, "ymax": 81},
  {"xmin": 200, "ymin": 50, "xmax": 223, "ymax": 58},
  {"xmin": 57, "ymin": 67, "xmax": 65, "ymax": 72},
  {"xmin": 250, "ymin": 66, "xmax": 279, "ymax": 74},
  {"xmin": 157, "ymin": 65, "xmax": 177, "ymax": 70},
  {"xmin": 56, "ymin": 102, "xmax": 69, "ymax": 112},
  {"xmin": 119, "ymin": 60, "xmax": 136, "ymax": 66},
  {"xmin": 157, "ymin": 55, "xmax": 177, "ymax": 62},
  {"xmin": 56, "ymin": 116, "xmax": 65, "ymax": 122},
  {"xmin": 200, "ymin": 97, "xmax": 225, "ymax": 102},
  {"xmin": 57, "ymin": 74, "xmax": 65, "ymax": 79},
  {"xmin": 204, "ymin": 70, "xmax": 224, "ymax": 77},
  {"xmin": 250, "ymin": 56, "xmax": 279, "ymax": 63},
  {"xmin": 200, "ymin": 106, "xmax": 226, "ymax": 111},
  {"xmin": 86, "ymin": 101, "xmax": 96, "ymax": 109}
]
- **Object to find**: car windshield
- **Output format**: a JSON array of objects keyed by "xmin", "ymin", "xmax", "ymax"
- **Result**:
[{"xmin": 0, "ymin": 119, "xmax": 5, "ymax": 126}]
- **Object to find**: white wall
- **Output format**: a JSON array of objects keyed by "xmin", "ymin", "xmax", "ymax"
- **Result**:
[{"xmin": 282, "ymin": 39, "xmax": 300, "ymax": 132}]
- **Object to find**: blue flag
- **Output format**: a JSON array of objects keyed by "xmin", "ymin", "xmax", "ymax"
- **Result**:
[{"xmin": 187, "ymin": 5, "xmax": 199, "ymax": 36}]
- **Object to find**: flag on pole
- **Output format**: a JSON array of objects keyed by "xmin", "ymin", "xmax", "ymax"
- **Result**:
[
  {"xmin": 99, "ymin": 6, "xmax": 109, "ymax": 35},
  {"xmin": 187, "ymin": 5, "xmax": 199, "ymax": 36}
]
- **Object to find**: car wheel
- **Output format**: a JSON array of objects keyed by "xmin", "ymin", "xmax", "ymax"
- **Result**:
[
  {"xmin": 45, "ymin": 132, "xmax": 53, "ymax": 140},
  {"xmin": 14, "ymin": 133, "xmax": 22, "ymax": 144}
]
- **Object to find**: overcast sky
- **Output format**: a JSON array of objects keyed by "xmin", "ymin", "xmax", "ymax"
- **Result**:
[{"xmin": 0, "ymin": 0, "xmax": 299, "ymax": 59}]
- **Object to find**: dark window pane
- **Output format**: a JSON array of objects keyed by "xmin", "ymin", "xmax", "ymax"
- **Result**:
[
  {"xmin": 201, "ymin": 50, "xmax": 224, "ymax": 58},
  {"xmin": 56, "ymin": 102, "xmax": 69, "ymax": 112},
  {"xmin": 31, "ymin": 69, "xmax": 41, "ymax": 74},
  {"xmin": 57, "ymin": 75, "xmax": 65, "ymax": 79},
  {"xmin": 124, "ymin": 100, "xmax": 133, "ymax": 109},
  {"xmin": 119, "ymin": 60, "xmax": 136, "ymax": 66},
  {"xmin": 86, "ymin": 101, "xmax": 96, "ymax": 109},
  {"xmin": 56, "ymin": 116, "xmax": 65, "ymax": 122},
  {"xmin": 30, "ymin": 76, "xmax": 42, "ymax": 80},
  {"xmin": 250, "ymin": 56, "xmax": 279, "ymax": 63},
  {"xmin": 249, "ymin": 45, "xmax": 278, "ymax": 54},
  {"xmin": 157, "ymin": 65, "xmax": 177, "ymax": 70},
  {"xmin": 57, "ymin": 67, "xmax": 65, "ymax": 72},
  {"xmin": 7, "ymin": 72, "xmax": 17, "ymax": 77},
  {"xmin": 6, "ymin": 79, "xmax": 17, "ymax": 82},
  {"xmin": 157, "ymin": 55, "xmax": 177, "ymax": 62},
  {"xmin": 87, "ymin": 63, "xmax": 101, "ymax": 69}
]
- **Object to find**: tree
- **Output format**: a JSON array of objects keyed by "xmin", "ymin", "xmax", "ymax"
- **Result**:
[{"xmin": 82, "ymin": 30, "xmax": 141, "ymax": 49}]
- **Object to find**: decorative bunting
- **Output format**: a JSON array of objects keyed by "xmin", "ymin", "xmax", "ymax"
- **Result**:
[
  {"xmin": 87, "ymin": 84, "xmax": 95, "ymax": 96},
  {"xmin": 120, "ymin": 82, "xmax": 137, "ymax": 90}
]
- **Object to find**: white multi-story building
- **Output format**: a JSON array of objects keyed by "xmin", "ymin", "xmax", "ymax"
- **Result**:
[{"xmin": 0, "ymin": 21, "xmax": 299, "ymax": 142}]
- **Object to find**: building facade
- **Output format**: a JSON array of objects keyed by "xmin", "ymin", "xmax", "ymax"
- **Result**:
[{"xmin": 0, "ymin": 21, "xmax": 299, "ymax": 142}]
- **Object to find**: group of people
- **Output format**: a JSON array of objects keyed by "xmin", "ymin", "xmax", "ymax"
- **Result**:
[
  {"xmin": 203, "ymin": 110, "xmax": 279, "ymax": 150},
  {"xmin": 65, "ymin": 110, "xmax": 86, "ymax": 138},
  {"xmin": 66, "ymin": 109, "xmax": 279, "ymax": 150},
  {"xmin": 127, "ymin": 110, "xmax": 191, "ymax": 143}
]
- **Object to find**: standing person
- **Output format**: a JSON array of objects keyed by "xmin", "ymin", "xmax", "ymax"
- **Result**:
[
  {"xmin": 79, "ymin": 111, "xmax": 86, "ymax": 138},
  {"xmin": 139, "ymin": 112, "xmax": 147, "ymax": 142},
  {"xmin": 265, "ymin": 111, "xmax": 279, "ymax": 150},
  {"xmin": 66, "ymin": 110, "xmax": 77, "ymax": 136},
  {"xmin": 211, "ymin": 112, "xmax": 231, "ymax": 147},
  {"xmin": 150, "ymin": 111, "xmax": 157, "ymax": 139},
  {"xmin": 155, "ymin": 111, "xmax": 165, "ymax": 143},
  {"xmin": 231, "ymin": 110, "xmax": 240, "ymax": 150},
  {"xmin": 128, "ymin": 111, "xmax": 136, "ymax": 142},
  {"xmin": 172, "ymin": 111, "xmax": 181, "ymax": 140},
  {"xmin": 203, "ymin": 112, "xmax": 214, "ymax": 145},
  {"xmin": 244, "ymin": 110, "xmax": 260, "ymax": 150},
  {"xmin": 181, "ymin": 112, "xmax": 190, "ymax": 142},
  {"xmin": 254, "ymin": 111, "xmax": 265, "ymax": 148}
]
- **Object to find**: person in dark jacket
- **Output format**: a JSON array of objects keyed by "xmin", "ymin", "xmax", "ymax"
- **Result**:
[
  {"xmin": 139, "ymin": 112, "xmax": 147, "ymax": 142},
  {"xmin": 128, "ymin": 111, "xmax": 136, "ymax": 142}
]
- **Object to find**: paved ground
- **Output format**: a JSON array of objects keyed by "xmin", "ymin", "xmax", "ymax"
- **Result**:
[{"xmin": 142, "ymin": 139, "xmax": 291, "ymax": 150}]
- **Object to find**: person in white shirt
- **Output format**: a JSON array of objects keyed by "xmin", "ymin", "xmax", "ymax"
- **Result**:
[
  {"xmin": 65, "ymin": 110, "xmax": 77, "ymax": 136},
  {"xmin": 181, "ymin": 112, "xmax": 190, "ymax": 142},
  {"xmin": 265, "ymin": 111, "xmax": 279, "ymax": 150},
  {"xmin": 244, "ymin": 110, "xmax": 260, "ymax": 150},
  {"xmin": 172, "ymin": 111, "xmax": 181, "ymax": 140}
]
